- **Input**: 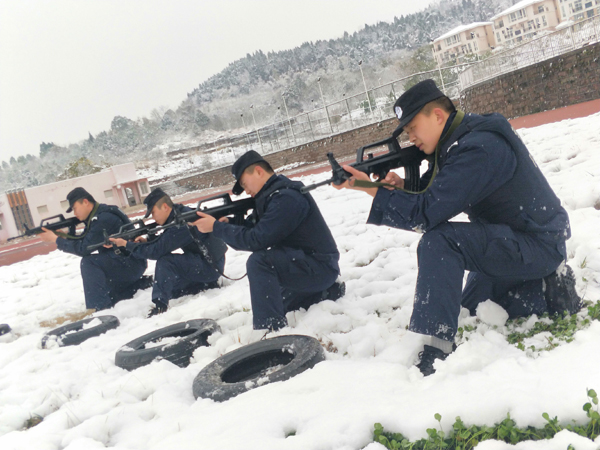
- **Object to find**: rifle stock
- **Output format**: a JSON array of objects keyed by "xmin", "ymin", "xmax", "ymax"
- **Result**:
[
  {"xmin": 8, "ymin": 214, "xmax": 81, "ymax": 241},
  {"xmin": 86, "ymin": 194, "xmax": 255, "ymax": 251}
]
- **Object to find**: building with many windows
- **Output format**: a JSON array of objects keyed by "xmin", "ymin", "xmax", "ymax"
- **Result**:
[
  {"xmin": 433, "ymin": 0, "xmax": 595, "ymax": 61},
  {"xmin": 432, "ymin": 22, "xmax": 495, "ymax": 65},
  {"xmin": 0, "ymin": 163, "xmax": 149, "ymax": 242},
  {"xmin": 557, "ymin": 0, "xmax": 600, "ymax": 21},
  {"xmin": 491, "ymin": 0, "xmax": 561, "ymax": 47}
]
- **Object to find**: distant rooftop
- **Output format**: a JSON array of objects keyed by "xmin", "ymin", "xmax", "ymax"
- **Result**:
[
  {"xmin": 434, "ymin": 22, "xmax": 492, "ymax": 42},
  {"xmin": 491, "ymin": 0, "xmax": 547, "ymax": 20}
]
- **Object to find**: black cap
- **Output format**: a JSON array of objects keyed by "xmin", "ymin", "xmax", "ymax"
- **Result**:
[
  {"xmin": 231, "ymin": 150, "xmax": 267, "ymax": 195},
  {"xmin": 393, "ymin": 79, "xmax": 446, "ymax": 130},
  {"xmin": 66, "ymin": 187, "xmax": 95, "ymax": 213},
  {"xmin": 143, "ymin": 188, "xmax": 169, "ymax": 218}
]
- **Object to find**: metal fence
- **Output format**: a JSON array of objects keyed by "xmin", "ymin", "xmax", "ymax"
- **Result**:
[
  {"xmin": 459, "ymin": 14, "xmax": 600, "ymax": 90},
  {"xmin": 196, "ymin": 64, "xmax": 473, "ymax": 169}
]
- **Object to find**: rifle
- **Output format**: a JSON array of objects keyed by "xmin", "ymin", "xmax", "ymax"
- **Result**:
[
  {"xmin": 8, "ymin": 214, "xmax": 81, "ymax": 241},
  {"xmin": 87, "ymin": 193, "xmax": 255, "ymax": 251},
  {"xmin": 300, "ymin": 127, "xmax": 425, "ymax": 194}
]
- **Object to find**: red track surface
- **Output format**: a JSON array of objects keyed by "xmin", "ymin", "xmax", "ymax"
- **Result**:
[{"xmin": 2, "ymin": 99, "xmax": 599, "ymax": 267}]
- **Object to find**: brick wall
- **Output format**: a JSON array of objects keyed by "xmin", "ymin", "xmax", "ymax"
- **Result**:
[
  {"xmin": 460, "ymin": 41, "xmax": 600, "ymax": 117},
  {"xmin": 169, "ymin": 118, "xmax": 400, "ymax": 192}
]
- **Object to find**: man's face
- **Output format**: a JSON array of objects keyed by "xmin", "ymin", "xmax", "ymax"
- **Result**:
[
  {"xmin": 403, "ymin": 109, "xmax": 446, "ymax": 155},
  {"xmin": 151, "ymin": 202, "xmax": 171, "ymax": 225},
  {"xmin": 239, "ymin": 168, "xmax": 266, "ymax": 198},
  {"xmin": 71, "ymin": 199, "xmax": 94, "ymax": 221}
]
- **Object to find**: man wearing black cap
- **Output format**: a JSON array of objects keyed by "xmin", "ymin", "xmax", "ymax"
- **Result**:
[
  {"xmin": 334, "ymin": 79, "xmax": 580, "ymax": 375},
  {"xmin": 39, "ymin": 187, "xmax": 149, "ymax": 314},
  {"xmin": 109, "ymin": 188, "xmax": 227, "ymax": 317},
  {"xmin": 194, "ymin": 150, "xmax": 344, "ymax": 331}
]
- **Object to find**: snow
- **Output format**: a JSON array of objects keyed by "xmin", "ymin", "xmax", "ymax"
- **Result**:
[
  {"xmin": 490, "ymin": 0, "xmax": 547, "ymax": 21},
  {"xmin": 435, "ymin": 22, "xmax": 493, "ymax": 42},
  {"xmin": 1, "ymin": 113, "xmax": 600, "ymax": 449}
]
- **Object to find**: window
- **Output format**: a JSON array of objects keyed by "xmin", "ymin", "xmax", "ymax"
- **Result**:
[
  {"xmin": 445, "ymin": 34, "xmax": 460, "ymax": 46},
  {"xmin": 139, "ymin": 181, "xmax": 149, "ymax": 195},
  {"xmin": 497, "ymin": 20, "xmax": 504, "ymax": 28},
  {"xmin": 104, "ymin": 189, "xmax": 114, "ymax": 198},
  {"xmin": 587, "ymin": 9, "xmax": 594, "ymax": 16},
  {"xmin": 510, "ymin": 9, "xmax": 526, "ymax": 22},
  {"xmin": 515, "ymin": 29, "xmax": 522, "ymax": 35},
  {"xmin": 574, "ymin": 0, "xmax": 583, "ymax": 11},
  {"xmin": 538, "ymin": 5, "xmax": 545, "ymax": 13},
  {"xmin": 517, "ymin": 36, "xmax": 523, "ymax": 42},
  {"xmin": 497, "ymin": 32, "xmax": 501, "ymax": 41},
  {"xmin": 584, "ymin": 1, "xmax": 592, "ymax": 7},
  {"xmin": 60, "ymin": 200, "xmax": 69, "ymax": 210},
  {"xmin": 474, "ymin": 41, "xmax": 478, "ymax": 50},
  {"xmin": 562, "ymin": 6, "xmax": 567, "ymax": 16},
  {"xmin": 542, "ymin": 15, "xmax": 547, "ymax": 26},
  {"xmin": 37, "ymin": 205, "xmax": 49, "ymax": 215}
]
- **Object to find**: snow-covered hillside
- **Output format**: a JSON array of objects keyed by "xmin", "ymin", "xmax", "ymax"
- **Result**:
[{"xmin": 1, "ymin": 113, "xmax": 599, "ymax": 450}]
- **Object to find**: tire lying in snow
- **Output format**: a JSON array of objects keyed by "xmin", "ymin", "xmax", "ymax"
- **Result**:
[
  {"xmin": 0, "ymin": 324, "xmax": 11, "ymax": 336},
  {"xmin": 192, "ymin": 334, "xmax": 325, "ymax": 402},
  {"xmin": 115, "ymin": 319, "xmax": 220, "ymax": 371},
  {"xmin": 41, "ymin": 316, "xmax": 120, "ymax": 348}
]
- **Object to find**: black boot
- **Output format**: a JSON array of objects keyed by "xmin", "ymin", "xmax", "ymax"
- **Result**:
[
  {"xmin": 147, "ymin": 301, "xmax": 168, "ymax": 318},
  {"xmin": 416, "ymin": 345, "xmax": 451, "ymax": 376},
  {"xmin": 544, "ymin": 264, "xmax": 582, "ymax": 315},
  {"xmin": 322, "ymin": 281, "xmax": 346, "ymax": 301}
]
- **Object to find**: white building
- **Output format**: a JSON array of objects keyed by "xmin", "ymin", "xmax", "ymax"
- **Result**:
[
  {"xmin": 0, "ymin": 163, "xmax": 150, "ymax": 242},
  {"xmin": 432, "ymin": 22, "xmax": 495, "ymax": 65},
  {"xmin": 557, "ymin": 0, "xmax": 600, "ymax": 21},
  {"xmin": 491, "ymin": 0, "xmax": 561, "ymax": 47}
]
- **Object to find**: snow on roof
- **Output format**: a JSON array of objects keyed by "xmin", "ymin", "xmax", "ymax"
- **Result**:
[
  {"xmin": 491, "ymin": 0, "xmax": 546, "ymax": 20},
  {"xmin": 434, "ymin": 22, "xmax": 492, "ymax": 42}
]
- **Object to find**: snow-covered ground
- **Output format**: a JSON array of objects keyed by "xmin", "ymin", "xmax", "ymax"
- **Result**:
[{"xmin": 1, "ymin": 113, "xmax": 599, "ymax": 450}]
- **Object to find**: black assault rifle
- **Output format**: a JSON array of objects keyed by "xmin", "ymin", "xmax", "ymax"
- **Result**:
[
  {"xmin": 300, "ymin": 127, "xmax": 426, "ymax": 194},
  {"xmin": 8, "ymin": 214, "xmax": 82, "ymax": 241},
  {"xmin": 86, "ymin": 193, "xmax": 255, "ymax": 252}
]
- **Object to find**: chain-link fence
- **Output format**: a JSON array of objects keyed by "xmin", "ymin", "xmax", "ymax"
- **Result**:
[
  {"xmin": 197, "ymin": 63, "xmax": 471, "ymax": 169},
  {"xmin": 459, "ymin": 14, "xmax": 600, "ymax": 90}
]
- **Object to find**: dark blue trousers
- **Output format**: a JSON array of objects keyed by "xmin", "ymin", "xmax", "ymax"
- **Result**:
[
  {"xmin": 246, "ymin": 247, "xmax": 339, "ymax": 330},
  {"xmin": 152, "ymin": 253, "xmax": 225, "ymax": 307},
  {"xmin": 81, "ymin": 253, "xmax": 148, "ymax": 310},
  {"xmin": 410, "ymin": 222, "xmax": 566, "ymax": 341}
]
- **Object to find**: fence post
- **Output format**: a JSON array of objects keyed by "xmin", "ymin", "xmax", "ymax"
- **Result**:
[{"xmin": 345, "ymin": 98, "xmax": 354, "ymax": 129}]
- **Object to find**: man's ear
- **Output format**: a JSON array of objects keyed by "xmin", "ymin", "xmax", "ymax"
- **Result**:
[{"xmin": 434, "ymin": 107, "xmax": 446, "ymax": 125}]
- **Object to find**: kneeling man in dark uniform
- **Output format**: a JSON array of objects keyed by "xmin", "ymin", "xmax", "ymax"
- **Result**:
[
  {"xmin": 39, "ymin": 187, "xmax": 149, "ymax": 314},
  {"xmin": 335, "ymin": 80, "xmax": 581, "ymax": 375},
  {"xmin": 110, "ymin": 188, "xmax": 227, "ymax": 317},
  {"xmin": 194, "ymin": 151, "xmax": 345, "ymax": 331}
]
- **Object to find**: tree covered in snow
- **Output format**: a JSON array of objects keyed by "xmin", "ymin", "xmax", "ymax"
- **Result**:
[{"xmin": 1, "ymin": 0, "xmax": 513, "ymax": 192}]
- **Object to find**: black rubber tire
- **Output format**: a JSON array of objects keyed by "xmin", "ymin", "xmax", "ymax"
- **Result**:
[
  {"xmin": 192, "ymin": 334, "xmax": 326, "ymax": 402},
  {"xmin": 115, "ymin": 319, "xmax": 220, "ymax": 371},
  {"xmin": 0, "ymin": 324, "xmax": 11, "ymax": 336},
  {"xmin": 41, "ymin": 315, "xmax": 120, "ymax": 348}
]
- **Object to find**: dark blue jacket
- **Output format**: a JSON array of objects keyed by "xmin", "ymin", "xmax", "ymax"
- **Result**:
[
  {"xmin": 368, "ymin": 112, "xmax": 570, "ymax": 240},
  {"xmin": 56, "ymin": 203, "xmax": 133, "ymax": 257},
  {"xmin": 125, "ymin": 204, "xmax": 227, "ymax": 262},
  {"xmin": 213, "ymin": 174, "xmax": 339, "ymax": 270}
]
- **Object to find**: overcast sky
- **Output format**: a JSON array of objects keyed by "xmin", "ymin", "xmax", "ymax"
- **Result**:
[{"xmin": 0, "ymin": 0, "xmax": 435, "ymax": 161}]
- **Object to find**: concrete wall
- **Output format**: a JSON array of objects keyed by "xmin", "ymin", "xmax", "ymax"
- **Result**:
[
  {"xmin": 460, "ymin": 41, "xmax": 600, "ymax": 117},
  {"xmin": 169, "ymin": 118, "xmax": 401, "ymax": 192}
]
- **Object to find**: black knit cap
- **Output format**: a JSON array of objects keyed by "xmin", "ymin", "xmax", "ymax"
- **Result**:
[
  {"xmin": 231, "ymin": 150, "xmax": 267, "ymax": 195},
  {"xmin": 143, "ymin": 188, "xmax": 169, "ymax": 218},
  {"xmin": 393, "ymin": 79, "xmax": 446, "ymax": 130},
  {"xmin": 65, "ymin": 187, "xmax": 95, "ymax": 213}
]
